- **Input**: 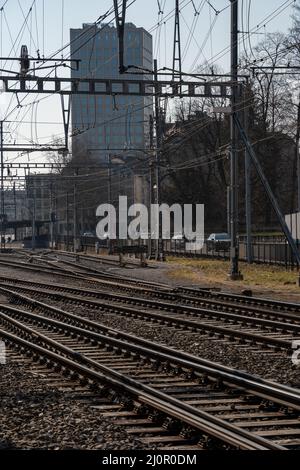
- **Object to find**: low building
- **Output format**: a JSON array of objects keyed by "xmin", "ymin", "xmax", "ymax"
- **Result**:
[
  {"xmin": 25, "ymin": 173, "xmax": 57, "ymax": 240},
  {"xmin": 2, "ymin": 188, "xmax": 28, "ymax": 240}
]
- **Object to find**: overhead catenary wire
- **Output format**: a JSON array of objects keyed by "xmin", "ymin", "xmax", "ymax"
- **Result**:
[
  {"xmin": 7, "ymin": 68, "xmax": 294, "ymax": 160},
  {"xmin": 61, "ymin": 0, "xmax": 64, "ymax": 58},
  {"xmin": 3, "ymin": 67, "xmax": 294, "ymax": 167},
  {"xmin": 0, "ymin": 0, "xmax": 298, "ymax": 221},
  {"xmin": 191, "ymin": 0, "xmax": 295, "ymax": 74},
  {"xmin": 181, "ymin": 1, "xmax": 206, "ymax": 64},
  {"xmin": 1, "ymin": 0, "xmax": 298, "ymax": 172},
  {"xmin": 1, "ymin": 0, "xmax": 136, "ymax": 130},
  {"xmin": 2, "ymin": 0, "xmax": 219, "ymax": 134},
  {"xmin": 17, "ymin": 0, "xmax": 38, "ymax": 55}
]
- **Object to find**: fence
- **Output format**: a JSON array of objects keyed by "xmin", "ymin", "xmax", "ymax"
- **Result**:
[
  {"xmin": 164, "ymin": 240, "xmax": 299, "ymax": 268},
  {"xmin": 55, "ymin": 235, "xmax": 299, "ymax": 269}
]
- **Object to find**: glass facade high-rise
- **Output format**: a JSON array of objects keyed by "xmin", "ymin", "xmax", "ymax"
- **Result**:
[{"xmin": 70, "ymin": 23, "xmax": 153, "ymax": 164}]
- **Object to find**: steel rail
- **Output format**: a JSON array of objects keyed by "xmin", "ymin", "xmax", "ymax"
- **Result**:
[
  {"xmin": 48, "ymin": 251, "xmax": 300, "ymax": 313},
  {"xmin": 0, "ymin": 284, "xmax": 294, "ymax": 352},
  {"xmin": 0, "ymin": 312, "xmax": 290, "ymax": 450},
  {"xmin": 48, "ymin": 250, "xmax": 150, "ymax": 271},
  {"xmin": 0, "ymin": 297, "xmax": 299, "ymax": 409},
  {"xmin": 2, "ymin": 254, "xmax": 300, "ymax": 321},
  {"xmin": 176, "ymin": 286, "xmax": 300, "ymax": 313},
  {"xmin": 1, "ymin": 276, "xmax": 299, "ymax": 329},
  {"xmin": 0, "ymin": 257, "xmax": 168, "ymax": 290}
]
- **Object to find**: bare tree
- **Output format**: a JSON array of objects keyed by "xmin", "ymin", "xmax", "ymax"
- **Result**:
[{"xmin": 45, "ymin": 136, "xmax": 71, "ymax": 174}]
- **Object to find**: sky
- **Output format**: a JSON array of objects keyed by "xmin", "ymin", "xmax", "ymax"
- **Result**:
[{"xmin": 0, "ymin": 0, "xmax": 297, "ymax": 181}]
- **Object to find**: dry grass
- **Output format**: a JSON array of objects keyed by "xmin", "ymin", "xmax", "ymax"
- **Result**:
[{"xmin": 167, "ymin": 257, "xmax": 299, "ymax": 291}]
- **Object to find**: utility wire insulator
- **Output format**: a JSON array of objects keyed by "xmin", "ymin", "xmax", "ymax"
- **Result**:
[
  {"xmin": 20, "ymin": 45, "xmax": 30, "ymax": 76},
  {"xmin": 114, "ymin": 0, "xmax": 128, "ymax": 74}
]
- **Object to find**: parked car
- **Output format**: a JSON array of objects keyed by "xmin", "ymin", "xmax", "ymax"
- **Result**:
[
  {"xmin": 82, "ymin": 232, "xmax": 95, "ymax": 237},
  {"xmin": 136, "ymin": 231, "xmax": 157, "ymax": 240},
  {"xmin": 172, "ymin": 233, "xmax": 184, "ymax": 240},
  {"xmin": 206, "ymin": 233, "xmax": 231, "ymax": 252},
  {"xmin": 171, "ymin": 233, "xmax": 186, "ymax": 248}
]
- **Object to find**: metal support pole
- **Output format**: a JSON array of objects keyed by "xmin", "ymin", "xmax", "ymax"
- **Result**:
[
  {"xmin": 173, "ymin": 0, "xmax": 182, "ymax": 84},
  {"xmin": 235, "ymin": 114, "xmax": 300, "ymax": 268},
  {"xmin": 66, "ymin": 191, "xmax": 70, "ymax": 250},
  {"xmin": 227, "ymin": 186, "xmax": 231, "ymax": 237},
  {"xmin": 61, "ymin": 95, "xmax": 71, "ymax": 153},
  {"xmin": 50, "ymin": 180, "xmax": 54, "ymax": 249},
  {"xmin": 73, "ymin": 169, "xmax": 78, "ymax": 252},
  {"xmin": 53, "ymin": 182, "xmax": 57, "ymax": 249},
  {"xmin": 154, "ymin": 59, "xmax": 164, "ymax": 261},
  {"xmin": 108, "ymin": 154, "xmax": 113, "ymax": 255},
  {"xmin": 114, "ymin": 0, "xmax": 127, "ymax": 74},
  {"xmin": 13, "ymin": 182, "xmax": 17, "ymax": 241},
  {"xmin": 148, "ymin": 160, "xmax": 153, "ymax": 258},
  {"xmin": 32, "ymin": 182, "xmax": 36, "ymax": 251},
  {"xmin": 297, "ymin": 143, "xmax": 300, "ymax": 213},
  {"xmin": 0, "ymin": 121, "xmax": 5, "ymax": 250},
  {"xmin": 229, "ymin": 0, "xmax": 242, "ymax": 280},
  {"xmin": 244, "ymin": 85, "xmax": 253, "ymax": 263},
  {"xmin": 245, "ymin": 145, "xmax": 253, "ymax": 263},
  {"xmin": 148, "ymin": 115, "xmax": 154, "ymax": 259},
  {"xmin": 296, "ymin": 97, "xmax": 300, "ymax": 212}
]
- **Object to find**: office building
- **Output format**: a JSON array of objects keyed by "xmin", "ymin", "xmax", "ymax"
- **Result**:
[{"xmin": 70, "ymin": 22, "xmax": 153, "ymax": 178}]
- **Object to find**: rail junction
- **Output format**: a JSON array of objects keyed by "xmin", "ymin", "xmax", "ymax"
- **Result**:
[{"xmin": 0, "ymin": 249, "xmax": 300, "ymax": 450}]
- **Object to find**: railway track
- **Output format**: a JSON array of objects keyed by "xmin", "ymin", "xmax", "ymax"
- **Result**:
[
  {"xmin": 0, "ymin": 255, "xmax": 169, "ymax": 291},
  {"xmin": 49, "ymin": 251, "xmax": 300, "ymax": 315},
  {"xmin": 2, "ymin": 252, "xmax": 300, "ymax": 323},
  {"xmin": 1, "ymin": 253, "xmax": 300, "ymax": 356},
  {"xmin": 48, "ymin": 249, "xmax": 145, "ymax": 269},
  {"xmin": 176, "ymin": 285, "xmax": 300, "ymax": 314},
  {"xmin": 1, "ymin": 300, "xmax": 300, "ymax": 450},
  {"xmin": 0, "ymin": 277, "xmax": 299, "ymax": 354},
  {"xmin": 19, "ymin": 250, "xmax": 300, "ymax": 313},
  {"xmin": 1, "ymin": 250, "xmax": 300, "ymax": 449},
  {"xmin": 1, "ymin": 273, "xmax": 299, "ymax": 324}
]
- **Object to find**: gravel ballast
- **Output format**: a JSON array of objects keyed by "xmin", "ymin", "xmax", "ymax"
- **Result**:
[{"xmin": 0, "ymin": 363, "xmax": 148, "ymax": 450}]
